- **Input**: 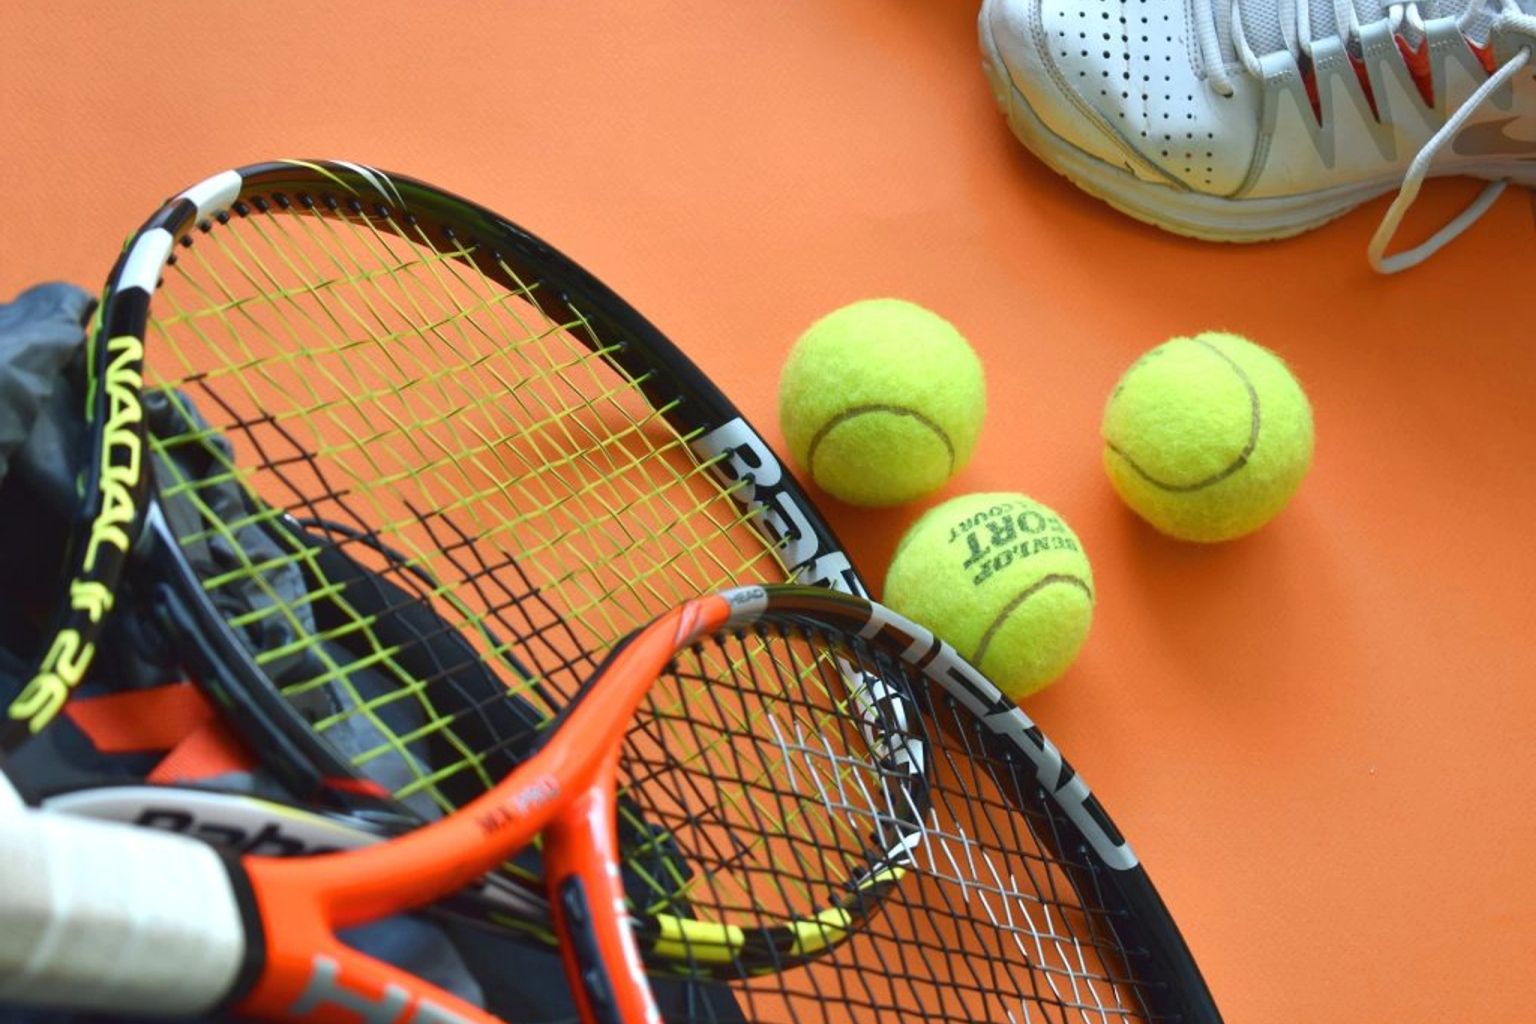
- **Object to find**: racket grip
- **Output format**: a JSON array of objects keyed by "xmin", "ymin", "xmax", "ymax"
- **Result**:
[{"xmin": 0, "ymin": 806, "xmax": 247, "ymax": 1014}]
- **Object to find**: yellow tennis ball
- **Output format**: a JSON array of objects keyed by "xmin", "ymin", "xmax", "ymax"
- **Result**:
[
  {"xmin": 1102, "ymin": 331, "xmax": 1314, "ymax": 543},
  {"xmin": 883, "ymin": 492, "xmax": 1094, "ymax": 701},
  {"xmin": 778, "ymin": 299, "xmax": 985, "ymax": 507}
]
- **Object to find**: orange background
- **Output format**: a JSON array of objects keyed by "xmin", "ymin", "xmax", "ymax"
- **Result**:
[{"xmin": 2, "ymin": 3, "xmax": 1534, "ymax": 1021}]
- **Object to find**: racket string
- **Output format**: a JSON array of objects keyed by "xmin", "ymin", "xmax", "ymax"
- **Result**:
[
  {"xmin": 616, "ymin": 620, "xmax": 1157, "ymax": 1023},
  {"xmin": 151, "ymin": 200, "xmax": 795, "ymax": 816}
]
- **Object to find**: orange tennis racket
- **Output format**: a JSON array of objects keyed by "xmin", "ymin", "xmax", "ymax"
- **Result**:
[{"xmin": 2, "ymin": 584, "xmax": 1220, "ymax": 1024}]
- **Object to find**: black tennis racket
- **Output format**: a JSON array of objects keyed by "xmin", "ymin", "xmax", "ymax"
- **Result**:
[{"xmin": 1, "ymin": 160, "xmax": 1222, "ymax": 1023}]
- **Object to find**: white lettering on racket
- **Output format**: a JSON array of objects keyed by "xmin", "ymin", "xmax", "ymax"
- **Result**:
[
  {"xmin": 290, "ymin": 956, "xmax": 475, "ymax": 1024},
  {"xmin": 10, "ymin": 333, "xmax": 144, "ymax": 732},
  {"xmin": 692, "ymin": 418, "xmax": 864, "ymax": 595},
  {"xmin": 863, "ymin": 603, "xmax": 1139, "ymax": 872},
  {"xmin": 83, "ymin": 334, "xmax": 146, "ymax": 573}
]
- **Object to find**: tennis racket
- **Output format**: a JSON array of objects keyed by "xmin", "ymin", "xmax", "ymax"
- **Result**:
[
  {"xmin": 3, "ymin": 584, "xmax": 1221, "ymax": 1024},
  {"xmin": 1, "ymin": 160, "xmax": 1221, "ymax": 1022}
]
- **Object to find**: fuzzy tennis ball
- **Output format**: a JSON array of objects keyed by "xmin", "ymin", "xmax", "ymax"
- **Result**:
[
  {"xmin": 883, "ymin": 492, "xmax": 1093, "ymax": 700},
  {"xmin": 778, "ymin": 299, "xmax": 985, "ymax": 507},
  {"xmin": 1102, "ymin": 331, "xmax": 1314, "ymax": 543}
]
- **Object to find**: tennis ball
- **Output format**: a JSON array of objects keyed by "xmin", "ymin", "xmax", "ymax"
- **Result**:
[
  {"xmin": 778, "ymin": 299, "xmax": 985, "ymax": 507},
  {"xmin": 883, "ymin": 492, "xmax": 1093, "ymax": 701},
  {"xmin": 1102, "ymin": 331, "xmax": 1314, "ymax": 543}
]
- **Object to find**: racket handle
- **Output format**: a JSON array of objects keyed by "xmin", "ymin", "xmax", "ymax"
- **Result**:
[
  {"xmin": 0, "ymin": 770, "xmax": 22, "ymax": 811},
  {"xmin": 0, "ymin": 806, "xmax": 247, "ymax": 1014}
]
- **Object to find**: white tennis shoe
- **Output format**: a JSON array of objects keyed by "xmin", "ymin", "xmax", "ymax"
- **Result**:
[{"xmin": 980, "ymin": 0, "xmax": 1536, "ymax": 271}]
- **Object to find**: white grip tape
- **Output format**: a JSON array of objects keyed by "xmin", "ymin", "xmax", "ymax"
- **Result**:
[
  {"xmin": 0, "ymin": 772, "xmax": 22, "ymax": 812},
  {"xmin": 0, "ymin": 808, "xmax": 246, "ymax": 1014}
]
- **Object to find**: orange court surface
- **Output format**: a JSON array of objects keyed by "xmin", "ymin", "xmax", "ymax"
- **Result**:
[{"xmin": 2, "ymin": 3, "xmax": 1534, "ymax": 1022}]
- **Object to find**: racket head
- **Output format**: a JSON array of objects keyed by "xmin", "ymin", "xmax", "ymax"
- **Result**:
[
  {"xmin": 86, "ymin": 157, "xmax": 861, "ymax": 818},
  {"xmin": 705, "ymin": 584, "xmax": 1221, "ymax": 1024}
]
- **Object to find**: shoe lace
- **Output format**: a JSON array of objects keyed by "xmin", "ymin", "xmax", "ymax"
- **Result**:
[{"xmin": 1193, "ymin": 0, "xmax": 1536, "ymax": 273}]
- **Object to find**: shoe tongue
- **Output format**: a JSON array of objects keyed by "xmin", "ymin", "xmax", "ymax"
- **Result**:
[
  {"xmin": 1222, "ymin": 0, "xmax": 1285, "ymax": 57},
  {"xmin": 1219, "ymin": 0, "xmax": 1352, "ymax": 61},
  {"xmin": 1221, "ymin": 0, "xmax": 1489, "ymax": 60}
]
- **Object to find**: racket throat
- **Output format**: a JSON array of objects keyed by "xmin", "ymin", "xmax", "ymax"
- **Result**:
[{"xmin": 546, "ymin": 764, "xmax": 659, "ymax": 1024}]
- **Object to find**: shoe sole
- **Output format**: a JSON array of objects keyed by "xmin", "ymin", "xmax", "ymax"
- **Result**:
[{"xmin": 977, "ymin": 0, "xmax": 1531, "ymax": 243}]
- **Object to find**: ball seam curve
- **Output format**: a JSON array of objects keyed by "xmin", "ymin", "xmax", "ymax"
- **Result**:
[
  {"xmin": 1104, "ymin": 337, "xmax": 1263, "ymax": 493},
  {"xmin": 806, "ymin": 404, "xmax": 956, "ymax": 480},
  {"xmin": 971, "ymin": 573, "xmax": 1094, "ymax": 669}
]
